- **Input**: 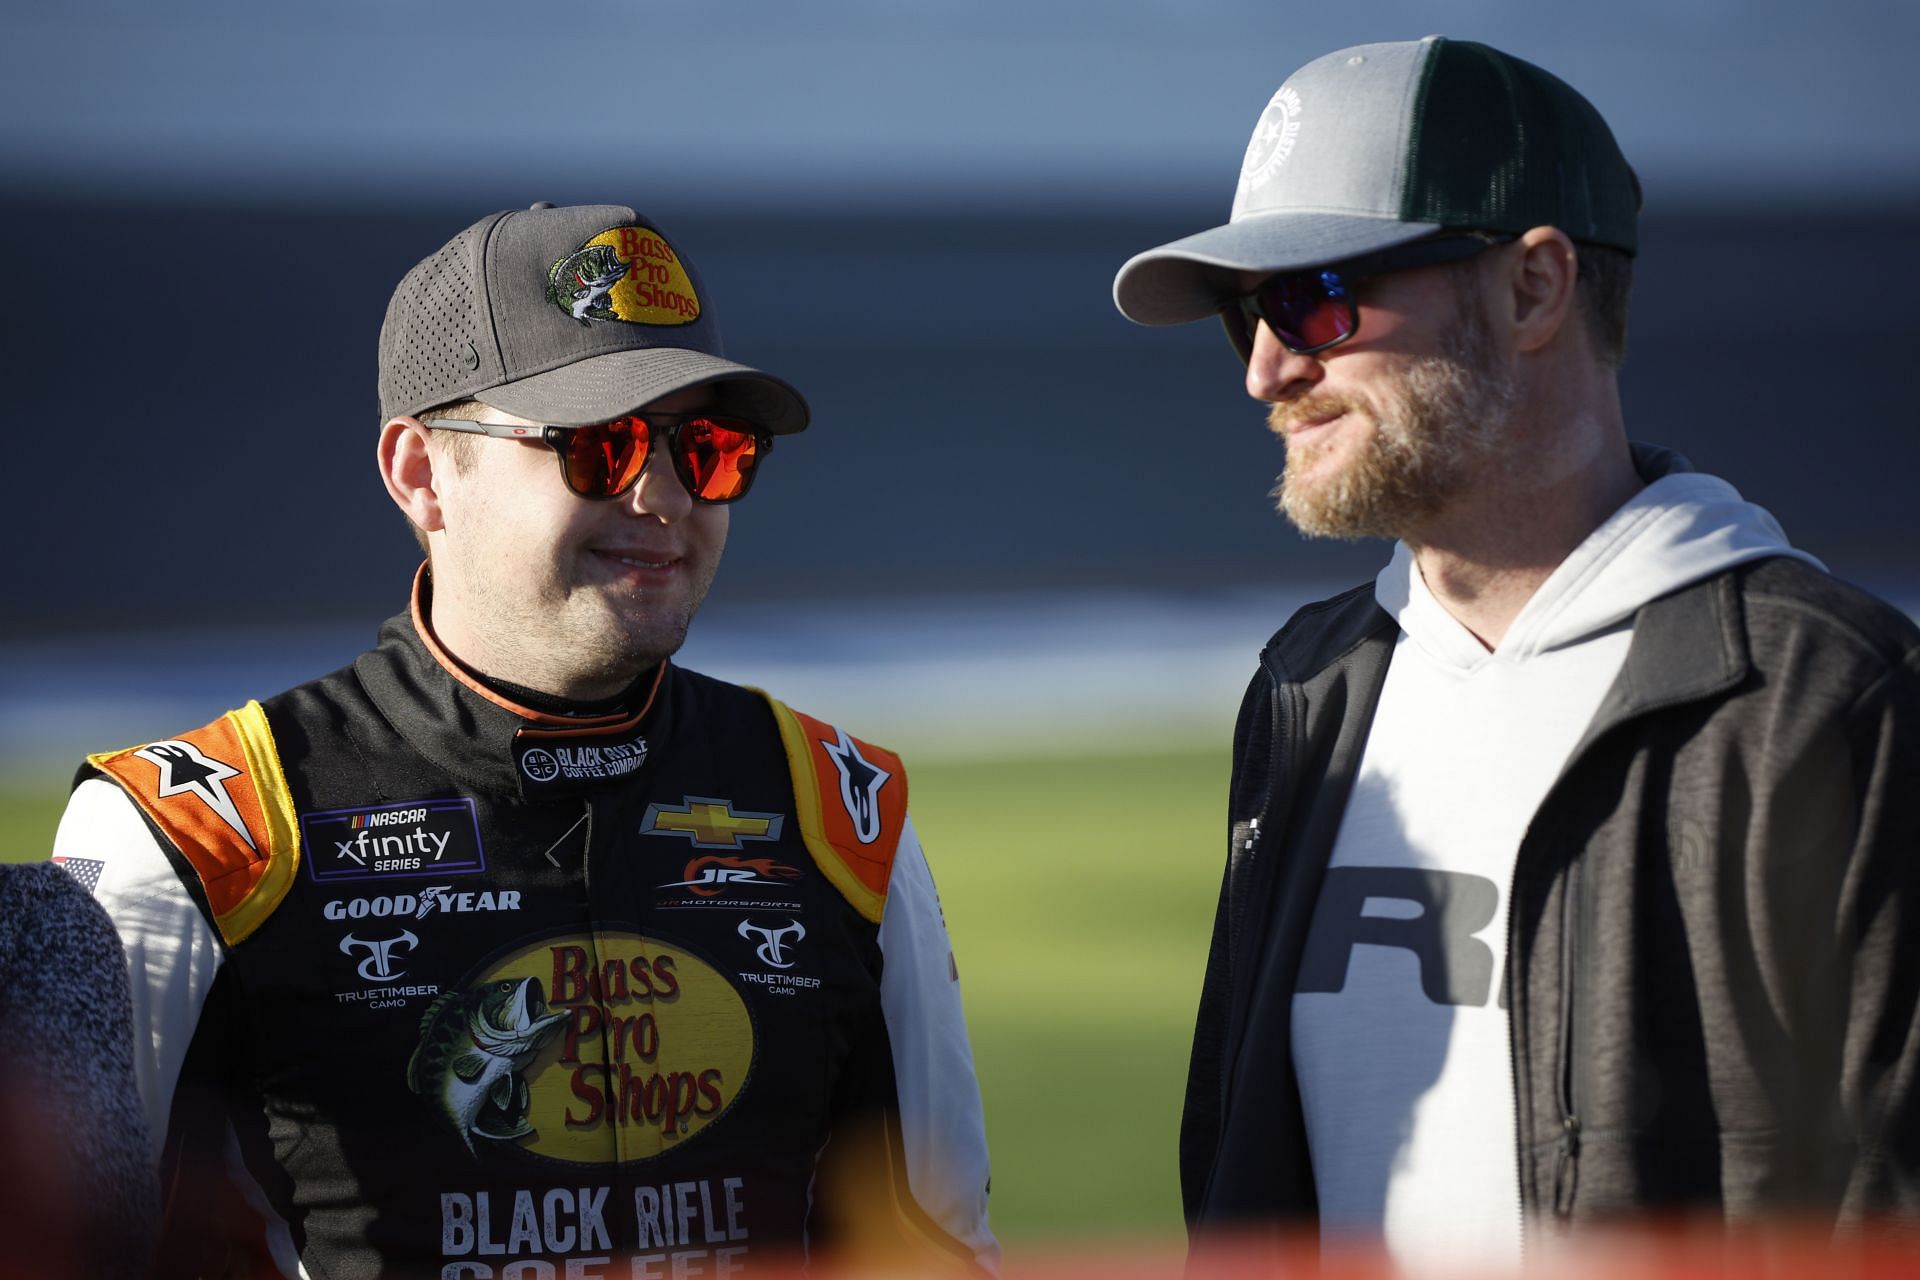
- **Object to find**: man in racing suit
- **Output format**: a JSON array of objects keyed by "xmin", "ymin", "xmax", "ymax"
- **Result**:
[{"xmin": 51, "ymin": 202, "xmax": 998, "ymax": 1279}]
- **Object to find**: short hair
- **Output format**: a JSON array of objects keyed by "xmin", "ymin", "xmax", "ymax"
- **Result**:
[
  {"xmin": 1451, "ymin": 237, "xmax": 1632, "ymax": 370},
  {"xmin": 400, "ymin": 397, "xmax": 489, "ymax": 556},
  {"xmin": 1574, "ymin": 244, "xmax": 1633, "ymax": 369}
]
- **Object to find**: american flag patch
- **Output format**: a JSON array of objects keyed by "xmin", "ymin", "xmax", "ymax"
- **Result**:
[{"xmin": 52, "ymin": 855, "xmax": 106, "ymax": 895}]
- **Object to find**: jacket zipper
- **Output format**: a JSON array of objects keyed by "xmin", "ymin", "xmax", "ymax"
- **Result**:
[
  {"xmin": 1212, "ymin": 663, "xmax": 1285, "ymax": 1178},
  {"xmin": 1508, "ymin": 843, "xmax": 1585, "ymax": 1257},
  {"xmin": 1230, "ymin": 662, "xmax": 1286, "ymax": 956},
  {"xmin": 1505, "ymin": 878, "xmax": 1529, "ymax": 1261}
]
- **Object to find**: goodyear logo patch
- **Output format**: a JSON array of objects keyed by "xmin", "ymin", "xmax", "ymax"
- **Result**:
[
  {"xmin": 303, "ymin": 798, "xmax": 485, "ymax": 884},
  {"xmin": 547, "ymin": 227, "xmax": 701, "ymax": 328},
  {"xmin": 411, "ymin": 930, "xmax": 754, "ymax": 1164}
]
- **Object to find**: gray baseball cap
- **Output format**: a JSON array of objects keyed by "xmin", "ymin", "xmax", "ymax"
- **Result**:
[
  {"xmin": 1113, "ymin": 37, "xmax": 1641, "ymax": 326},
  {"xmin": 378, "ymin": 202, "xmax": 809, "ymax": 433}
]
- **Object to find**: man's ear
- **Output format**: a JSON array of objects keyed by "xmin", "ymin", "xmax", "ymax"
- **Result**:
[
  {"xmin": 377, "ymin": 417, "xmax": 447, "ymax": 534},
  {"xmin": 1503, "ymin": 226, "xmax": 1580, "ymax": 355}
]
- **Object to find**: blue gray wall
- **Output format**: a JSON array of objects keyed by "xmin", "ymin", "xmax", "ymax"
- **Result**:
[{"xmin": 5, "ymin": 196, "xmax": 1916, "ymax": 637}]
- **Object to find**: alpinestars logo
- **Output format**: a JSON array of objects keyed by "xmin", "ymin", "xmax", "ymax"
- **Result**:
[
  {"xmin": 738, "ymin": 918, "xmax": 805, "ymax": 969},
  {"xmin": 821, "ymin": 728, "xmax": 890, "ymax": 845},
  {"xmin": 136, "ymin": 740, "xmax": 255, "ymax": 851}
]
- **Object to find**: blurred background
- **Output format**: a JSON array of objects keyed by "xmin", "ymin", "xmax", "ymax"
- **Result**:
[{"xmin": 5, "ymin": 0, "xmax": 1918, "ymax": 1256}]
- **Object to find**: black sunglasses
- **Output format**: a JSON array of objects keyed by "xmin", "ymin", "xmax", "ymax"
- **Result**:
[
  {"xmin": 1221, "ymin": 233, "xmax": 1515, "ymax": 363},
  {"xmin": 424, "ymin": 412, "xmax": 772, "ymax": 504}
]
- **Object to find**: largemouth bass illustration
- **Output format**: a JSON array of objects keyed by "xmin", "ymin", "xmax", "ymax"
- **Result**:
[
  {"xmin": 407, "ymin": 977, "xmax": 568, "ymax": 1152},
  {"xmin": 546, "ymin": 244, "xmax": 629, "ymax": 324}
]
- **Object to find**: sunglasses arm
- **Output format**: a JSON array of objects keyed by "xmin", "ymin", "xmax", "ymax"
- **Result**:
[{"xmin": 419, "ymin": 418, "xmax": 546, "ymax": 442}]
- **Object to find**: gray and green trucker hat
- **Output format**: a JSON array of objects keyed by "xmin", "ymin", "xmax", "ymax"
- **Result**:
[
  {"xmin": 378, "ymin": 202, "xmax": 809, "ymax": 433},
  {"xmin": 1113, "ymin": 37, "xmax": 1640, "ymax": 326}
]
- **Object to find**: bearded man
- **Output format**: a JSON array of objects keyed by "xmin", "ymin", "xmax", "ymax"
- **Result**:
[{"xmin": 1112, "ymin": 36, "xmax": 1920, "ymax": 1269}]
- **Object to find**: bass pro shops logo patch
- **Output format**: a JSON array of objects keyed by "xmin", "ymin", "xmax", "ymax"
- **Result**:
[
  {"xmin": 547, "ymin": 227, "xmax": 702, "ymax": 328},
  {"xmin": 411, "ymin": 931, "xmax": 755, "ymax": 1162}
]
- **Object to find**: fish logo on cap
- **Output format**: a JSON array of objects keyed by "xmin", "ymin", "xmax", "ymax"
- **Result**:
[{"xmin": 545, "ymin": 226, "xmax": 703, "ymax": 328}]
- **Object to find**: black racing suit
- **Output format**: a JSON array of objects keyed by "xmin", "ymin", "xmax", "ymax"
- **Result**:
[{"xmin": 55, "ymin": 595, "xmax": 996, "ymax": 1279}]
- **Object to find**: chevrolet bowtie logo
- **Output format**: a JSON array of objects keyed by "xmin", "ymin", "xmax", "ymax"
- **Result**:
[{"xmin": 640, "ymin": 796, "xmax": 786, "ymax": 850}]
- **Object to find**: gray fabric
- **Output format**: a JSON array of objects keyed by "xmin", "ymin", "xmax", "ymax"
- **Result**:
[
  {"xmin": 1112, "ymin": 213, "xmax": 1440, "ymax": 327},
  {"xmin": 1182, "ymin": 468, "xmax": 1920, "ymax": 1245},
  {"xmin": 1228, "ymin": 40, "xmax": 1432, "ymax": 225},
  {"xmin": 0, "ymin": 862, "xmax": 159, "ymax": 1277},
  {"xmin": 1113, "ymin": 35, "xmax": 1638, "ymax": 327},
  {"xmin": 1115, "ymin": 38, "xmax": 1444, "ymax": 325},
  {"xmin": 378, "ymin": 203, "xmax": 809, "ymax": 434}
]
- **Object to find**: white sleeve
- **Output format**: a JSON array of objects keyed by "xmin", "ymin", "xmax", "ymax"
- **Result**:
[
  {"xmin": 52, "ymin": 778, "xmax": 225, "ymax": 1163},
  {"xmin": 877, "ymin": 814, "xmax": 1000, "ymax": 1272}
]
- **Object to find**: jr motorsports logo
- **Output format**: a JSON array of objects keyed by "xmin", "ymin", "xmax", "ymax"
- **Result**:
[
  {"xmin": 657, "ymin": 855, "xmax": 802, "ymax": 897},
  {"xmin": 547, "ymin": 226, "xmax": 702, "ymax": 328},
  {"xmin": 302, "ymin": 798, "xmax": 485, "ymax": 884},
  {"xmin": 410, "ymin": 930, "xmax": 755, "ymax": 1162}
]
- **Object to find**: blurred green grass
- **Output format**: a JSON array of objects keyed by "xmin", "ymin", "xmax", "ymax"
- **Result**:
[
  {"xmin": 1, "ymin": 772, "xmax": 71, "ymax": 866},
  {"xmin": 0, "ymin": 746, "xmax": 1228, "ymax": 1245},
  {"xmin": 908, "ymin": 749, "xmax": 1225, "ymax": 1243}
]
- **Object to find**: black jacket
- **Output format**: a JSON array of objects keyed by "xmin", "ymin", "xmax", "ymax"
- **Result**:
[{"xmin": 1184, "ymin": 556, "xmax": 1920, "ymax": 1242}]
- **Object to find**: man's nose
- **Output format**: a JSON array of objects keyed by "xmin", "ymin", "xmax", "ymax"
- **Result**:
[
  {"xmin": 1244, "ymin": 320, "xmax": 1326, "ymax": 403},
  {"xmin": 626, "ymin": 446, "xmax": 694, "ymax": 521}
]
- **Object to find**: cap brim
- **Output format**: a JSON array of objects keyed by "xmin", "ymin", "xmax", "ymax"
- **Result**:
[
  {"xmin": 475, "ymin": 347, "xmax": 810, "ymax": 435},
  {"xmin": 1113, "ymin": 213, "xmax": 1443, "ymax": 325}
]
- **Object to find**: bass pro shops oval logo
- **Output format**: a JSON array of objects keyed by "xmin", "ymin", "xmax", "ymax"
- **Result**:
[
  {"xmin": 546, "ymin": 226, "xmax": 703, "ymax": 328},
  {"xmin": 408, "ymin": 930, "xmax": 754, "ymax": 1163}
]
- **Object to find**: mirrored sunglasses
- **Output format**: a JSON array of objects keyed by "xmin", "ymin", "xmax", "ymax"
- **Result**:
[
  {"xmin": 1221, "ymin": 233, "xmax": 1515, "ymax": 363},
  {"xmin": 424, "ymin": 412, "xmax": 772, "ymax": 504}
]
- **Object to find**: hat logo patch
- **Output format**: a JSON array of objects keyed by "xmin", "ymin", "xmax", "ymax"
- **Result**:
[
  {"xmin": 1238, "ymin": 85, "xmax": 1303, "ymax": 201},
  {"xmin": 546, "ymin": 227, "xmax": 702, "ymax": 328}
]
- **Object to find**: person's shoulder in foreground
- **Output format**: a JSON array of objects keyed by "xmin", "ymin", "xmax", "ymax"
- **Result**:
[
  {"xmin": 51, "ymin": 201, "xmax": 997, "ymax": 1279},
  {"xmin": 1112, "ymin": 33, "xmax": 1919, "ymax": 1268},
  {"xmin": 0, "ymin": 860, "xmax": 159, "ymax": 1278}
]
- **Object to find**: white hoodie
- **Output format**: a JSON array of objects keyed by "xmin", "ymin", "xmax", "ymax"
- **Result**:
[{"xmin": 1289, "ymin": 468, "xmax": 1822, "ymax": 1268}]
